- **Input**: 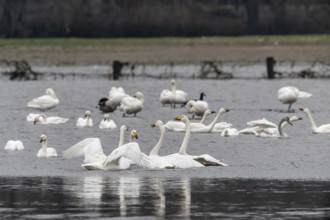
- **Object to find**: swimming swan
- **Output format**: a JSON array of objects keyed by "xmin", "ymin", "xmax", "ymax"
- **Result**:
[
  {"xmin": 37, "ymin": 134, "xmax": 57, "ymax": 158},
  {"xmin": 76, "ymin": 111, "xmax": 93, "ymax": 127},
  {"xmin": 31, "ymin": 114, "xmax": 69, "ymax": 124},
  {"xmin": 186, "ymin": 92, "xmax": 209, "ymax": 118},
  {"xmin": 168, "ymin": 115, "xmax": 228, "ymax": 166},
  {"xmin": 150, "ymin": 120, "xmax": 204, "ymax": 169},
  {"xmin": 4, "ymin": 140, "xmax": 24, "ymax": 151},
  {"xmin": 164, "ymin": 108, "xmax": 215, "ymax": 132},
  {"xmin": 27, "ymin": 88, "xmax": 59, "ymax": 111},
  {"xmin": 63, "ymin": 127, "xmax": 143, "ymax": 170},
  {"xmin": 277, "ymin": 86, "xmax": 312, "ymax": 112},
  {"xmin": 169, "ymin": 79, "xmax": 188, "ymax": 108},
  {"xmin": 299, "ymin": 107, "xmax": 330, "ymax": 134},
  {"xmin": 99, "ymin": 114, "xmax": 117, "ymax": 129},
  {"xmin": 119, "ymin": 92, "xmax": 144, "ymax": 117}
]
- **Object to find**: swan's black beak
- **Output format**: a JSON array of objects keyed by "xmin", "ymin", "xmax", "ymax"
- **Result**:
[
  {"xmin": 299, "ymin": 108, "xmax": 304, "ymax": 111},
  {"xmin": 225, "ymin": 109, "xmax": 230, "ymax": 112},
  {"xmin": 151, "ymin": 122, "xmax": 156, "ymax": 127},
  {"xmin": 211, "ymin": 110, "xmax": 216, "ymax": 114},
  {"xmin": 288, "ymin": 121, "xmax": 293, "ymax": 126}
]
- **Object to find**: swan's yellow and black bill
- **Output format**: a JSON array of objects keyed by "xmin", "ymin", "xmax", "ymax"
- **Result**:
[
  {"xmin": 175, "ymin": 115, "xmax": 184, "ymax": 121},
  {"xmin": 133, "ymin": 130, "xmax": 139, "ymax": 139},
  {"xmin": 151, "ymin": 121, "xmax": 157, "ymax": 127}
]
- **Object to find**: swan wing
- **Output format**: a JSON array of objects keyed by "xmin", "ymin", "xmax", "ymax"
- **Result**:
[
  {"xmin": 160, "ymin": 89, "xmax": 172, "ymax": 104},
  {"xmin": 27, "ymin": 95, "xmax": 59, "ymax": 109},
  {"xmin": 47, "ymin": 117, "xmax": 69, "ymax": 124},
  {"xmin": 247, "ymin": 118, "xmax": 277, "ymax": 128},
  {"xmin": 164, "ymin": 154, "xmax": 204, "ymax": 168},
  {"xmin": 63, "ymin": 138, "xmax": 106, "ymax": 163},
  {"xmin": 297, "ymin": 90, "xmax": 312, "ymax": 98},
  {"xmin": 191, "ymin": 154, "xmax": 228, "ymax": 166},
  {"xmin": 164, "ymin": 121, "xmax": 186, "ymax": 132},
  {"xmin": 103, "ymin": 142, "xmax": 150, "ymax": 168},
  {"xmin": 26, "ymin": 113, "xmax": 41, "ymax": 122},
  {"xmin": 212, "ymin": 122, "xmax": 232, "ymax": 132},
  {"xmin": 316, "ymin": 124, "xmax": 330, "ymax": 133},
  {"xmin": 278, "ymin": 87, "xmax": 298, "ymax": 104}
]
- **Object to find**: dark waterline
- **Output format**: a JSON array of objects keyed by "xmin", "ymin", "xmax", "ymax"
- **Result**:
[{"xmin": 1, "ymin": 176, "xmax": 330, "ymax": 219}]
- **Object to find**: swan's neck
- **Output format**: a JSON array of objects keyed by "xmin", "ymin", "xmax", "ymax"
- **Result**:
[
  {"xmin": 199, "ymin": 112, "xmax": 208, "ymax": 124},
  {"xmin": 179, "ymin": 119, "xmax": 190, "ymax": 155},
  {"xmin": 171, "ymin": 84, "xmax": 176, "ymax": 94},
  {"xmin": 278, "ymin": 119, "xmax": 287, "ymax": 137},
  {"xmin": 85, "ymin": 116, "xmax": 91, "ymax": 126},
  {"xmin": 149, "ymin": 125, "xmax": 165, "ymax": 156},
  {"xmin": 206, "ymin": 110, "xmax": 224, "ymax": 132},
  {"xmin": 41, "ymin": 141, "xmax": 48, "ymax": 155},
  {"xmin": 304, "ymin": 110, "xmax": 318, "ymax": 131},
  {"xmin": 118, "ymin": 128, "xmax": 126, "ymax": 147}
]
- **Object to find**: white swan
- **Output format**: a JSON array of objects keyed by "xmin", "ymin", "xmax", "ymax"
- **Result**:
[
  {"xmin": 76, "ymin": 111, "xmax": 93, "ymax": 127},
  {"xmin": 63, "ymin": 126, "xmax": 141, "ymax": 170},
  {"xmin": 31, "ymin": 114, "xmax": 69, "ymax": 124},
  {"xmin": 159, "ymin": 89, "xmax": 172, "ymax": 107},
  {"xmin": 168, "ymin": 115, "xmax": 228, "ymax": 166},
  {"xmin": 221, "ymin": 128, "xmax": 239, "ymax": 137},
  {"xmin": 119, "ymin": 92, "xmax": 144, "ymax": 117},
  {"xmin": 37, "ymin": 134, "xmax": 57, "ymax": 158},
  {"xmin": 239, "ymin": 116, "xmax": 301, "ymax": 137},
  {"xmin": 186, "ymin": 92, "xmax": 209, "ymax": 118},
  {"xmin": 278, "ymin": 86, "xmax": 312, "ymax": 112},
  {"xmin": 27, "ymin": 88, "xmax": 59, "ymax": 111},
  {"xmin": 300, "ymin": 107, "xmax": 330, "ymax": 134},
  {"xmin": 169, "ymin": 79, "xmax": 188, "ymax": 108},
  {"xmin": 166, "ymin": 108, "xmax": 229, "ymax": 133},
  {"xmin": 99, "ymin": 114, "xmax": 117, "ymax": 129},
  {"xmin": 211, "ymin": 122, "xmax": 233, "ymax": 133},
  {"xmin": 164, "ymin": 108, "xmax": 216, "ymax": 132},
  {"xmin": 4, "ymin": 140, "xmax": 24, "ymax": 151},
  {"xmin": 108, "ymin": 87, "xmax": 127, "ymax": 107},
  {"xmin": 149, "ymin": 120, "xmax": 204, "ymax": 169}
]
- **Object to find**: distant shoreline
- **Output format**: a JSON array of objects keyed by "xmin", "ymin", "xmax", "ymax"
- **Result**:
[{"xmin": 0, "ymin": 36, "xmax": 329, "ymax": 66}]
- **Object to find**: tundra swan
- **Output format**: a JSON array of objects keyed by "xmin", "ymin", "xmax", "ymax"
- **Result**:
[
  {"xmin": 97, "ymin": 98, "xmax": 117, "ymax": 113},
  {"xmin": 240, "ymin": 116, "xmax": 301, "ymax": 137},
  {"xmin": 299, "ymin": 107, "xmax": 330, "ymax": 134},
  {"xmin": 164, "ymin": 108, "xmax": 215, "ymax": 132},
  {"xmin": 277, "ymin": 86, "xmax": 312, "ymax": 112},
  {"xmin": 221, "ymin": 128, "xmax": 239, "ymax": 137},
  {"xmin": 119, "ymin": 92, "xmax": 144, "ymax": 117},
  {"xmin": 32, "ymin": 114, "xmax": 69, "ymax": 124},
  {"xmin": 168, "ymin": 115, "xmax": 228, "ymax": 166},
  {"xmin": 37, "ymin": 134, "xmax": 57, "ymax": 158},
  {"xmin": 166, "ymin": 108, "xmax": 229, "ymax": 133},
  {"xmin": 27, "ymin": 88, "xmax": 59, "ymax": 111},
  {"xmin": 108, "ymin": 87, "xmax": 127, "ymax": 107},
  {"xmin": 169, "ymin": 79, "xmax": 188, "ymax": 108},
  {"xmin": 4, "ymin": 140, "xmax": 24, "ymax": 151},
  {"xmin": 63, "ymin": 126, "xmax": 143, "ymax": 170},
  {"xmin": 76, "ymin": 111, "xmax": 93, "ymax": 127},
  {"xmin": 150, "ymin": 120, "xmax": 204, "ymax": 168},
  {"xmin": 160, "ymin": 89, "xmax": 172, "ymax": 107},
  {"xmin": 186, "ymin": 92, "xmax": 209, "ymax": 118},
  {"xmin": 99, "ymin": 114, "xmax": 117, "ymax": 129}
]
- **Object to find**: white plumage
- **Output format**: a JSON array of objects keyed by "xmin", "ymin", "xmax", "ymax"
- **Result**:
[
  {"xmin": 5, "ymin": 140, "xmax": 24, "ymax": 151},
  {"xmin": 27, "ymin": 88, "xmax": 59, "ymax": 111}
]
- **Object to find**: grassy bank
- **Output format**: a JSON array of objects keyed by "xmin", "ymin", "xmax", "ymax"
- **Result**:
[{"xmin": 0, "ymin": 35, "xmax": 329, "ymax": 47}]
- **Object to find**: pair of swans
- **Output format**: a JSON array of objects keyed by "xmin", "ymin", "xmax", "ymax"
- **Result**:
[
  {"xmin": 99, "ymin": 114, "xmax": 117, "ymax": 129},
  {"xmin": 277, "ymin": 86, "xmax": 312, "ymax": 112},
  {"xmin": 37, "ymin": 134, "xmax": 58, "ymax": 158},
  {"xmin": 27, "ymin": 88, "xmax": 59, "ymax": 111},
  {"xmin": 119, "ymin": 92, "xmax": 144, "ymax": 117},
  {"xmin": 5, "ymin": 140, "xmax": 25, "ymax": 151},
  {"xmin": 27, "ymin": 113, "xmax": 69, "ymax": 124},
  {"xmin": 150, "ymin": 119, "xmax": 228, "ymax": 168},
  {"xmin": 186, "ymin": 92, "xmax": 209, "ymax": 118},
  {"xmin": 96, "ymin": 87, "xmax": 127, "ymax": 113},
  {"xmin": 63, "ymin": 125, "xmax": 151, "ymax": 170},
  {"xmin": 165, "ymin": 108, "xmax": 230, "ymax": 133},
  {"xmin": 299, "ymin": 107, "xmax": 330, "ymax": 134},
  {"xmin": 160, "ymin": 79, "xmax": 188, "ymax": 107},
  {"xmin": 239, "ymin": 116, "xmax": 302, "ymax": 137},
  {"xmin": 76, "ymin": 111, "xmax": 93, "ymax": 127}
]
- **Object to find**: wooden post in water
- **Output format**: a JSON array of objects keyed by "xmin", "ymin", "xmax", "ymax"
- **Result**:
[
  {"xmin": 266, "ymin": 57, "xmax": 276, "ymax": 79},
  {"xmin": 112, "ymin": 60, "xmax": 123, "ymax": 80}
]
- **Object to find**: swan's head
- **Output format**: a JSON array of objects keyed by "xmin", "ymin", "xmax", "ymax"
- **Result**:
[
  {"xmin": 40, "ymin": 134, "xmax": 47, "ymax": 143},
  {"xmin": 289, "ymin": 115, "xmax": 303, "ymax": 123},
  {"xmin": 171, "ymin": 79, "xmax": 176, "ymax": 86},
  {"xmin": 103, "ymin": 114, "xmax": 110, "ymax": 121},
  {"xmin": 186, "ymin": 100, "xmax": 195, "ymax": 109},
  {"xmin": 84, "ymin": 111, "xmax": 91, "ymax": 118},
  {"xmin": 175, "ymin": 115, "xmax": 189, "ymax": 122},
  {"xmin": 205, "ymin": 109, "xmax": 216, "ymax": 115},
  {"xmin": 282, "ymin": 116, "xmax": 293, "ymax": 126},
  {"xmin": 45, "ymin": 88, "xmax": 55, "ymax": 95},
  {"xmin": 151, "ymin": 120, "xmax": 164, "ymax": 128},
  {"xmin": 33, "ymin": 114, "xmax": 47, "ymax": 124},
  {"xmin": 219, "ymin": 108, "xmax": 230, "ymax": 113},
  {"xmin": 133, "ymin": 92, "xmax": 144, "ymax": 101},
  {"xmin": 120, "ymin": 125, "xmax": 129, "ymax": 132},
  {"xmin": 299, "ymin": 107, "xmax": 308, "ymax": 112},
  {"xmin": 98, "ymin": 98, "xmax": 109, "ymax": 107},
  {"xmin": 131, "ymin": 130, "xmax": 139, "ymax": 139}
]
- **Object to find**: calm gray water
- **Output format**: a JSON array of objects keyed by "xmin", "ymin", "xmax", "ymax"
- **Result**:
[{"xmin": 0, "ymin": 78, "xmax": 330, "ymax": 219}]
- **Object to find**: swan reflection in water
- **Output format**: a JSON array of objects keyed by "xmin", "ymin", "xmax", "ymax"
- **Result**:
[{"xmin": 63, "ymin": 175, "xmax": 192, "ymax": 218}]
